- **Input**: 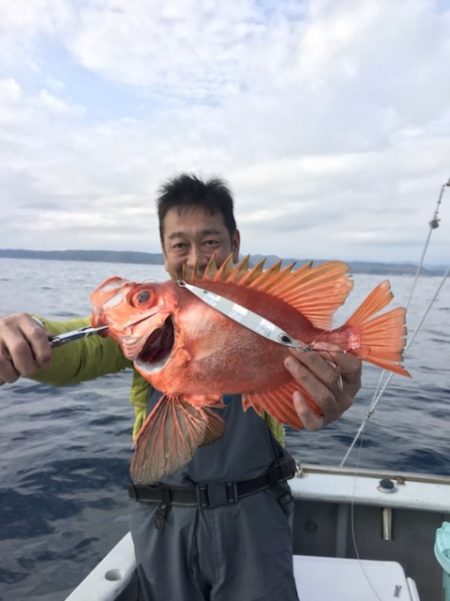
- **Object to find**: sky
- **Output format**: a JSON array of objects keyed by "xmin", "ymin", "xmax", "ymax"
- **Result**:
[{"xmin": 1, "ymin": 0, "xmax": 450, "ymax": 265}]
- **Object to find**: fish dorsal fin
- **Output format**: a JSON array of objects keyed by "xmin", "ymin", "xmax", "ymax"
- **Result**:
[
  {"xmin": 237, "ymin": 258, "xmax": 267, "ymax": 286},
  {"xmin": 213, "ymin": 254, "xmax": 235, "ymax": 282},
  {"xmin": 180, "ymin": 262, "xmax": 189, "ymax": 281},
  {"xmin": 275, "ymin": 261, "xmax": 353, "ymax": 329},
  {"xmin": 202, "ymin": 255, "xmax": 219, "ymax": 280},
  {"xmin": 246, "ymin": 260, "xmax": 283, "ymax": 288},
  {"xmin": 224, "ymin": 255, "xmax": 251, "ymax": 284},
  {"xmin": 194, "ymin": 255, "xmax": 353, "ymax": 330}
]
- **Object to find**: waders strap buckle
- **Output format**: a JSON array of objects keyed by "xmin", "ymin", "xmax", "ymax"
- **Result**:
[
  {"xmin": 225, "ymin": 482, "xmax": 238, "ymax": 504},
  {"xmin": 154, "ymin": 486, "xmax": 172, "ymax": 530},
  {"xmin": 267, "ymin": 457, "xmax": 297, "ymax": 487},
  {"xmin": 196, "ymin": 485, "xmax": 209, "ymax": 508}
]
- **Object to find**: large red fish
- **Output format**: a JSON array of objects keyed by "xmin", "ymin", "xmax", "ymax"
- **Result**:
[{"xmin": 90, "ymin": 256, "xmax": 410, "ymax": 484}]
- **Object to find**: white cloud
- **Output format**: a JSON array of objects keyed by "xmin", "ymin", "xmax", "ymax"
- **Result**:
[
  {"xmin": 0, "ymin": 0, "xmax": 449, "ymax": 264},
  {"xmin": 68, "ymin": 0, "xmax": 273, "ymax": 95},
  {"xmin": 0, "ymin": 78, "xmax": 22, "ymax": 101},
  {"xmin": 37, "ymin": 89, "xmax": 70, "ymax": 112}
]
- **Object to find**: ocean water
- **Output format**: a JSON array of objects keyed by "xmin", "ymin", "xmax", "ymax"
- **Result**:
[{"xmin": 0, "ymin": 258, "xmax": 448, "ymax": 601}]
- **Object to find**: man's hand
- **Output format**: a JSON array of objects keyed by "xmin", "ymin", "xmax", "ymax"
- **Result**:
[
  {"xmin": 284, "ymin": 343, "xmax": 361, "ymax": 430},
  {"xmin": 0, "ymin": 313, "xmax": 52, "ymax": 384}
]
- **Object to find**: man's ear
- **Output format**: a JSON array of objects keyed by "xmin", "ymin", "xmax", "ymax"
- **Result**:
[{"xmin": 231, "ymin": 229, "xmax": 241, "ymax": 263}]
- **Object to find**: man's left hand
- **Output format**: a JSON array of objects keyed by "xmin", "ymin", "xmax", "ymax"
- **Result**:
[{"xmin": 284, "ymin": 343, "xmax": 361, "ymax": 430}]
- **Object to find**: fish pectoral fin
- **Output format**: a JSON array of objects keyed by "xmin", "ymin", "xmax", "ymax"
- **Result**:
[
  {"xmin": 182, "ymin": 394, "xmax": 225, "ymax": 445},
  {"xmin": 130, "ymin": 395, "xmax": 225, "ymax": 484},
  {"xmin": 200, "ymin": 407, "xmax": 225, "ymax": 445},
  {"xmin": 243, "ymin": 380, "xmax": 322, "ymax": 430}
]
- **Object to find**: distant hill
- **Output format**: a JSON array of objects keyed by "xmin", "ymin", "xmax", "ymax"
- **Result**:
[
  {"xmin": 249, "ymin": 254, "xmax": 446, "ymax": 276},
  {"xmin": 0, "ymin": 249, "xmax": 164, "ymax": 265},
  {"xmin": 0, "ymin": 248, "xmax": 446, "ymax": 275}
]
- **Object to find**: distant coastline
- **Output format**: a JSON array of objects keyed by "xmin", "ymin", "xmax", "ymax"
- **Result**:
[
  {"xmin": 0, "ymin": 248, "xmax": 445, "ymax": 276},
  {"xmin": 0, "ymin": 248, "xmax": 164, "ymax": 265}
]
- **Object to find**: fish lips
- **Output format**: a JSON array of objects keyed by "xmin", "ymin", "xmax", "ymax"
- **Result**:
[{"xmin": 134, "ymin": 315, "xmax": 175, "ymax": 374}]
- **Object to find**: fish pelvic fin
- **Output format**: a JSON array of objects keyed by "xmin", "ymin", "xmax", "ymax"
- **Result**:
[
  {"xmin": 130, "ymin": 395, "xmax": 225, "ymax": 484},
  {"xmin": 344, "ymin": 281, "xmax": 410, "ymax": 377}
]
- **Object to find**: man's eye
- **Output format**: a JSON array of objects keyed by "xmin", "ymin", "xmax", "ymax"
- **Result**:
[{"xmin": 204, "ymin": 240, "xmax": 219, "ymax": 246}]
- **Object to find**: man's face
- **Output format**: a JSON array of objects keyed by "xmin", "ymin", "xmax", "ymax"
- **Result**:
[{"xmin": 161, "ymin": 206, "xmax": 240, "ymax": 279}]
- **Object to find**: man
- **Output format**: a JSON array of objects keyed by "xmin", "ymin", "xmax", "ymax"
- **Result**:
[{"xmin": 0, "ymin": 174, "xmax": 361, "ymax": 600}]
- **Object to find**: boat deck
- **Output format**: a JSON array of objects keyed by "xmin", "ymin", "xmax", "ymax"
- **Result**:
[
  {"xmin": 293, "ymin": 555, "xmax": 420, "ymax": 600},
  {"xmin": 65, "ymin": 533, "xmax": 422, "ymax": 601}
]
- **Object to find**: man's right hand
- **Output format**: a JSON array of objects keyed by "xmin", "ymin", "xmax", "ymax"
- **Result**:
[{"xmin": 0, "ymin": 314, "xmax": 52, "ymax": 384}]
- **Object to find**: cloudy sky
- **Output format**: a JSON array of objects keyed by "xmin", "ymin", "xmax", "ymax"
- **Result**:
[{"xmin": 1, "ymin": 0, "xmax": 449, "ymax": 265}]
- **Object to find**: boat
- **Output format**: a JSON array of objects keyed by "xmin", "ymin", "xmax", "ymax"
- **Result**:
[{"xmin": 64, "ymin": 463, "xmax": 450, "ymax": 601}]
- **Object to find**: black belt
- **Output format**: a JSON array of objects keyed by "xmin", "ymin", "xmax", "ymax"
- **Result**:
[{"xmin": 128, "ymin": 456, "xmax": 296, "ymax": 510}]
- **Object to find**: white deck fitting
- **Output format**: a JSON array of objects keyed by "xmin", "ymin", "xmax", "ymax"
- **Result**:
[{"xmin": 293, "ymin": 555, "xmax": 420, "ymax": 601}]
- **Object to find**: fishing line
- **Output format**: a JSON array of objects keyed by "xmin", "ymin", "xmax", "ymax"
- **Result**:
[
  {"xmin": 339, "ymin": 179, "xmax": 449, "ymax": 596},
  {"xmin": 337, "ymin": 268, "xmax": 450, "ymax": 599},
  {"xmin": 340, "ymin": 268, "xmax": 449, "ymax": 467},
  {"xmin": 349, "ymin": 432, "xmax": 385, "ymax": 601},
  {"xmin": 340, "ymin": 179, "xmax": 450, "ymax": 468},
  {"xmin": 368, "ymin": 178, "xmax": 449, "ymax": 413}
]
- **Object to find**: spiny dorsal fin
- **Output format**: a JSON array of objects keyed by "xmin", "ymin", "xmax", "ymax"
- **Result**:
[
  {"xmin": 202, "ymin": 255, "xmax": 219, "ymax": 281},
  {"xmin": 179, "ymin": 262, "xmax": 188, "ymax": 281},
  {"xmin": 255, "ymin": 262, "xmax": 297, "ymax": 294},
  {"xmin": 214, "ymin": 254, "xmax": 235, "ymax": 282},
  {"xmin": 237, "ymin": 258, "xmax": 266, "ymax": 286},
  {"xmin": 247, "ymin": 260, "xmax": 283, "ymax": 289},
  {"xmin": 189, "ymin": 254, "xmax": 353, "ymax": 330},
  {"xmin": 224, "ymin": 255, "xmax": 251, "ymax": 284}
]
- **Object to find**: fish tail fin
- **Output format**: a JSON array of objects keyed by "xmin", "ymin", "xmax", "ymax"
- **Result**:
[
  {"xmin": 345, "ymin": 281, "xmax": 410, "ymax": 377},
  {"xmin": 130, "ymin": 395, "xmax": 224, "ymax": 484}
]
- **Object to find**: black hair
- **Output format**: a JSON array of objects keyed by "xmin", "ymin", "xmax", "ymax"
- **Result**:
[{"xmin": 157, "ymin": 173, "xmax": 237, "ymax": 241}]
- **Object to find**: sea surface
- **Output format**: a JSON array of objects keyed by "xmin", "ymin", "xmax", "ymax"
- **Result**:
[{"xmin": 0, "ymin": 258, "xmax": 449, "ymax": 601}]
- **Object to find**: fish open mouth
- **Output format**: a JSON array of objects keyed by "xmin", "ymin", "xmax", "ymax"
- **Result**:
[{"xmin": 136, "ymin": 316, "xmax": 175, "ymax": 372}]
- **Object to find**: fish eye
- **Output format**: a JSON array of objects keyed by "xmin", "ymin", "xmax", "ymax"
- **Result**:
[
  {"xmin": 132, "ymin": 288, "xmax": 154, "ymax": 307},
  {"xmin": 137, "ymin": 290, "xmax": 151, "ymax": 303}
]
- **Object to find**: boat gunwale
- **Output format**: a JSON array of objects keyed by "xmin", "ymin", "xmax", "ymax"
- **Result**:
[{"xmin": 294, "ymin": 462, "xmax": 450, "ymax": 486}]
